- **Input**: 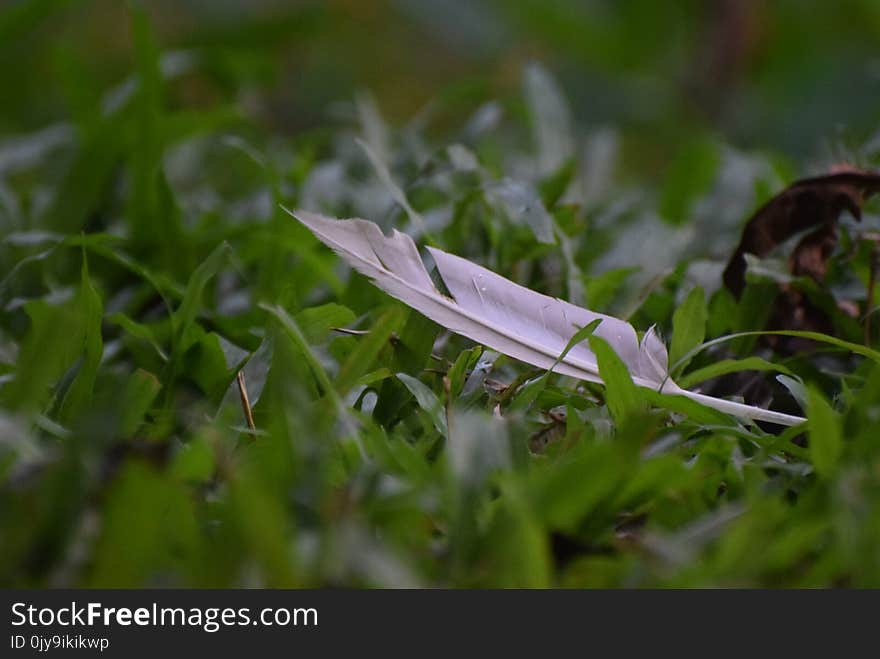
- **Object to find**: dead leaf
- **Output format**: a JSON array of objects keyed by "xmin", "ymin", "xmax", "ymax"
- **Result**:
[
  {"xmin": 764, "ymin": 290, "xmax": 835, "ymax": 353},
  {"xmin": 723, "ymin": 168, "xmax": 880, "ymax": 298},
  {"xmin": 789, "ymin": 222, "xmax": 838, "ymax": 282}
]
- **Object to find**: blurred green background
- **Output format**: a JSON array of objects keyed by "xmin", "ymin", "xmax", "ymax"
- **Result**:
[
  {"xmin": 2, "ymin": 0, "xmax": 880, "ymax": 588},
  {"xmin": 5, "ymin": 0, "xmax": 880, "ymax": 156}
]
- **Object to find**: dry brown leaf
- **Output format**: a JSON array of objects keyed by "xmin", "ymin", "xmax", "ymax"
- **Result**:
[{"xmin": 723, "ymin": 167, "xmax": 880, "ymax": 298}]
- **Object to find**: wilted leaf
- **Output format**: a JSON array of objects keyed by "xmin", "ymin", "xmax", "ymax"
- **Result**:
[{"xmin": 723, "ymin": 168, "xmax": 880, "ymax": 298}]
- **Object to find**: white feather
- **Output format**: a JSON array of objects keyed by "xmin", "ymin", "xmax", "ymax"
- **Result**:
[{"xmin": 290, "ymin": 209, "xmax": 805, "ymax": 427}]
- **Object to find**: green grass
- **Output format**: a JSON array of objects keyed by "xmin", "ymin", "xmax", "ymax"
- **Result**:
[{"xmin": 1, "ymin": 2, "xmax": 880, "ymax": 588}]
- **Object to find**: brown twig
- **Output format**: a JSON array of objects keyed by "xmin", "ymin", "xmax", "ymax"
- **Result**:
[{"xmin": 236, "ymin": 371, "xmax": 256, "ymax": 431}]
